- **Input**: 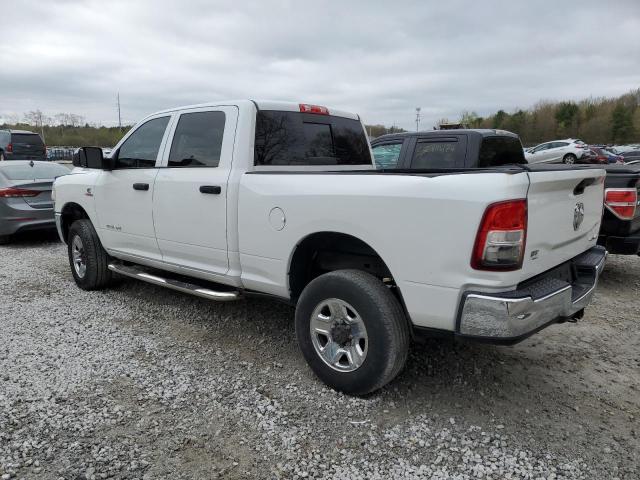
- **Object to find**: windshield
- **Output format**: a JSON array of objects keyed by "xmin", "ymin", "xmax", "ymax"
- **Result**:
[{"xmin": 0, "ymin": 162, "xmax": 69, "ymax": 180}]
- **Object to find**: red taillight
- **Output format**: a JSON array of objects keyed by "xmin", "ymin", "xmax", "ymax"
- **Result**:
[
  {"xmin": 6, "ymin": 143, "xmax": 13, "ymax": 153},
  {"xmin": 299, "ymin": 103, "xmax": 329, "ymax": 115},
  {"xmin": 471, "ymin": 199, "xmax": 527, "ymax": 271},
  {"xmin": 0, "ymin": 188, "xmax": 40, "ymax": 198},
  {"xmin": 605, "ymin": 188, "xmax": 637, "ymax": 220}
]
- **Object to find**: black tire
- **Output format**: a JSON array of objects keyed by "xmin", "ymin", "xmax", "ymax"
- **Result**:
[
  {"xmin": 563, "ymin": 153, "xmax": 577, "ymax": 164},
  {"xmin": 67, "ymin": 219, "xmax": 114, "ymax": 290},
  {"xmin": 0, "ymin": 234, "xmax": 11, "ymax": 245},
  {"xmin": 0, "ymin": 151, "xmax": 5, "ymax": 161},
  {"xmin": 295, "ymin": 269, "xmax": 410, "ymax": 395}
]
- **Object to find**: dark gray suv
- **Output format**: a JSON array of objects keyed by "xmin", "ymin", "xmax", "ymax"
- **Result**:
[{"xmin": 0, "ymin": 129, "xmax": 47, "ymax": 161}]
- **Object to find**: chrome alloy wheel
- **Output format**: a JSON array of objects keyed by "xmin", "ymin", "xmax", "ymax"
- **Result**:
[
  {"xmin": 309, "ymin": 298, "xmax": 368, "ymax": 372},
  {"xmin": 71, "ymin": 235, "xmax": 87, "ymax": 278}
]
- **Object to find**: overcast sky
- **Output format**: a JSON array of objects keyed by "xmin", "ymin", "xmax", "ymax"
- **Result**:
[{"xmin": 1, "ymin": 0, "xmax": 638, "ymax": 129}]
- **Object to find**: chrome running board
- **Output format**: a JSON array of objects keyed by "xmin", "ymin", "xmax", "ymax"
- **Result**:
[{"xmin": 108, "ymin": 262, "xmax": 241, "ymax": 302}]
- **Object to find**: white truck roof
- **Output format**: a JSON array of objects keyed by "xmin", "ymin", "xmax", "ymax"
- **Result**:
[{"xmin": 148, "ymin": 100, "xmax": 360, "ymax": 121}]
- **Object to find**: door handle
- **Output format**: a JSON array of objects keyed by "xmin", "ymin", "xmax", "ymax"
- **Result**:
[
  {"xmin": 199, "ymin": 185, "xmax": 221, "ymax": 194},
  {"xmin": 133, "ymin": 183, "xmax": 149, "ymax": 191}
]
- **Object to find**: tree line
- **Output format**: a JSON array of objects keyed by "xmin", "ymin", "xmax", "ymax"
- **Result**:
[
  {"xmin": 3, "ymin": 89, "xmax": 639, "ymax": 148},
  {"xmin": 457, "ymin": 88, "xmax": 640, "ymax": 146},
  {"xmin": 1, "ymin": 110, "xmax": 131, "ymax": 147}
]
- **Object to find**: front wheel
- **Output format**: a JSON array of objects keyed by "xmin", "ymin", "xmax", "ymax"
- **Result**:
[
  {"xmin": 563, "ymin": 153, "xmax": 577, "ymax": 164},
  {"xmin": 67, "ymin": 219, "xmax": 115, "ymax": 290},
  {"xmin": 295, "ymin": 270, "xmax": 410, "ymax": 395}
]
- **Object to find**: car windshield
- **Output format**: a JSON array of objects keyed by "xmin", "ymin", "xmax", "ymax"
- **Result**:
[{"xmin": 0, "ymin": 162, "xmax": 69, "ymax": 180}]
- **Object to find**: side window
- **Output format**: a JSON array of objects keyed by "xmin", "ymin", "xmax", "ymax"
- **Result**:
[
  {"xmin": 372, "ymin": 143, "xmax": 402, "ymax": 169},
  {"xmin": 116, "ymin": 116, "xmax": 170, "ymax": 169},
  {"xmin": 532, "ymin": 144, "xmax": 544, "ymax": 153},
  {"xmin": 555, "ymin": 142, "xmax": 569, "ymax": 148},
  {"xmin": 168, "ymin": 111, "xmax": 226, "ymax": 167},
  {"xmin": 411, "ymin": 140, "xmax": 461, "ymax": 169}
]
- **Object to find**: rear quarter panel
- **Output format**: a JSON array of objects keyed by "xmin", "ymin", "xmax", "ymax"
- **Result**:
[{"xmin": 238, "ymin": 171, "xmax": 533, "ymax": 330}]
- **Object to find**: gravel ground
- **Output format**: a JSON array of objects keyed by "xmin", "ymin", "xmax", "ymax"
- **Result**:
[{"xmin": 1, "ymin": 233, "xmax": 638, "ymax": 479}]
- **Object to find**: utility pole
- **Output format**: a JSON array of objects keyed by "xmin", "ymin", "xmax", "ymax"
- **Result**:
[
  {"xmin": 117, "ymin": 93, "xmax": 122, "ymax": 132},
  {"xmin": 415, "ymin": 107, "xmax": 421, "ymax": 132}
]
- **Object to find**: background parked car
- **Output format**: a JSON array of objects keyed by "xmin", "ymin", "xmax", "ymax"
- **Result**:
[
  {"xmin": 0, "ymin": 160, "xmax": 69, "ymax": 244},
  {"xmin": 524, "ymin": 139, "xmax": 591, "ymax": 164},
  {"xmin": 621, "ymin": 149, "xmax": 640, "ymax": 163},
  {"xmin": 0, "ymin": 129, "xmax": 47, "ymax": 161},
  {"xmin": 590, "ymin": 146, "xmax": 624, "ymax": 164},
  {"xmin": 371, "ymin": 128, "xmax": 526, "ymax": 169}
]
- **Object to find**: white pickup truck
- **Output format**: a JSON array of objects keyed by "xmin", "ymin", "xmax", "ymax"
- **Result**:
[{"xmin": 53, "ymin": 100, "xmax": 607, "ymax": 395}]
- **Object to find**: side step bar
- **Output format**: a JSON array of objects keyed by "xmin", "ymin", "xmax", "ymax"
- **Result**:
[{"xmin": 107, "ymin": 263, "xmax": 241, "ymax": 302}]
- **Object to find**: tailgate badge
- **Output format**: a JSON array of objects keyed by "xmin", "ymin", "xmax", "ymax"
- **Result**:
[{"xmin": 573, "ymin": 202, "xmax": 585, "ymax": 231}]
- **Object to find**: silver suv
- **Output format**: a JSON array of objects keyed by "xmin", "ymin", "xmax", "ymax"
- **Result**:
[{"xmin": 524, "ymin": 139, "xmax": 591, "ymax": 164}]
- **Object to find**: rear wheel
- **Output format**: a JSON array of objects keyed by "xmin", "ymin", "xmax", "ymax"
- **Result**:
[
  {"xmin": 0, "ymin": 235, "xmax": 11, "ymax": 245},
  {"xmin": 563, "ymin": 153, "xmax": 577, "ymax": 164},
  {"xmin": 295, "ymin": 270, "xmax": 410, "ymax": 395},
  {"xmin": 67, "ymin": 219, "xmax": 115, "ymax": 290}
]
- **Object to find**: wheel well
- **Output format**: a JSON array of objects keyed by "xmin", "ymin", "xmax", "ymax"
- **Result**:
[
  {"xmin": 289, "ymin": 232, "xmax": 395, "ymax": 302},
  {"xmin": 60, "ymin": 203, "xmax": 89, "ymax": 243}
]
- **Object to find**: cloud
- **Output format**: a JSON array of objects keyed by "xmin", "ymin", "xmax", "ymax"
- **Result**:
[{"xmin": 1, "ymin": 0, "xmax": 638, "ymax": 129}]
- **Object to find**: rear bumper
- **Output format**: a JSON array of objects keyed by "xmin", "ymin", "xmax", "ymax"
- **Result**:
[
  {"xmin": 456, "ymin": 246, "xmax": 606, "ymax": 344},
  {"xmin": 0, "ymin": 203, "xmax": 56, "ymax": 235},
  {"xmin": 598, "ymin": 234, "xmax": 640, "ymax": 255}
]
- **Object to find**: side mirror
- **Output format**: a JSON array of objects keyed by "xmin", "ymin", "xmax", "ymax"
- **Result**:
[{"xmin": 72, "ymin": 147, "xmax": 113, "ymax": 170}]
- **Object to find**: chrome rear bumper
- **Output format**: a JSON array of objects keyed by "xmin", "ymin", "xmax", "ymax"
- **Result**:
[{"xmin": 457, "ymin": 246, "xmax": 606, "ymax": 343}]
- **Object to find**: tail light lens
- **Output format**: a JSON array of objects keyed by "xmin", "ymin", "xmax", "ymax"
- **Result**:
[
  {"xmin": 0, "ymin": 187, "xmax": 41, "ymax": 198},
  {"xmin": 605, "ymin": 188, "xmax": 637, "ymax": 220},
  {"xmin": 472, "ymin": 199, "xmax": 527, "ymax": 271},
  {"xmin": 299, "ymin": 104, "xmax": 329, "ymax": 115},
  {"xmin": 6, "ymin": 143, "xmax": 13, "ymax": 153}
]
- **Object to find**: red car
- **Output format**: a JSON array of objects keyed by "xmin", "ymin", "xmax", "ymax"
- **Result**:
[{"xmin": 589, "ymin": 146, "xmax": 624, "ymax": 164}]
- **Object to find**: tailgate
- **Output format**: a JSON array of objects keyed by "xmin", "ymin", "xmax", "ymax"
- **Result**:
[{"xmin": 524, "ymin": 168, "xmax": 605, "ymax": 278}]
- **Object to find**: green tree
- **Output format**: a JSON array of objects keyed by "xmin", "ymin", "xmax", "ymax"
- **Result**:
[{"xmin": 611, "ymin": 103, "xmax": 635, "ymax": 143}]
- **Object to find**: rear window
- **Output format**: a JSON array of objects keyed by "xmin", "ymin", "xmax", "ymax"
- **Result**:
[
  {"xmin": 11, "ymin": 133, "xmax": 44, "ymax": 146},
  {"xmin": 478, "ymin": 136, "xmax": 526, "ymax": 167},
  {"xmin": 0, "ymin": 162, "xmax": 69, "ymax": 180},
  {"xmin": 411, "ymin": 140, "xmax": 462, "ymax": 169},
  {"xmin": 254, "ymin": 111, "xmax": 371, "ymax": 166}
]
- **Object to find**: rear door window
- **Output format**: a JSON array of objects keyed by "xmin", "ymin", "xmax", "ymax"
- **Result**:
[
  {"xmin": 254, "ymin": 111, "xmax": 371, "ymax": 166},
  {"xmin": 168, "ymin": 111, "xmax": 226, "ymax": 167},
  {"xmin": 478, "ymin": 136, "xmax": 526, "ymax": 167},
  {"xmin": 410, "ymin": 138, "xmax": 464, "ymax": 169},
  {"xmin": 116, "ymin": 116, "xmax": 170, "ymax": 169},
  {"xmin": 372, "ymin": 143, "xmax": 402, "ymax": 169}
]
